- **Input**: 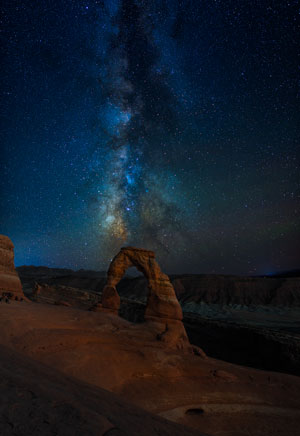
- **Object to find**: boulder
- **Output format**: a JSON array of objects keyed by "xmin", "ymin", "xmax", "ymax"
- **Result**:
[{"xmin": 0, "ymin": 235, "xmax": 26, "ymax": 300}]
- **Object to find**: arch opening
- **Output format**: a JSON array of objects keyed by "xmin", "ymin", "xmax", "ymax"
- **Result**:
[
  {"xmin": 117, "ymin": 265, "xmax": 149, "ymax": 320},
  {"xmin": 124, "ymin": 266, "xmax": 144, "ymax": 278}
]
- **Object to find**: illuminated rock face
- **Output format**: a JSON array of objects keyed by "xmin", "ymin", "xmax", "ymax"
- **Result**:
[
  {"xmin": 101, "ymin": 247, "xmax": 192, "ymax": 351},
  {"xmin": 102, "ymin": 246, "xmax": 183, "ymax": 320},
  {"xmin": 0, "ymin": 235, "xmax": 25, "ymax": 299}
]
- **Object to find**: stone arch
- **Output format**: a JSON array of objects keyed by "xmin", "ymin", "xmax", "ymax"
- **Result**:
[{"xmin": 101, "ymin": 246, "xmax": 183, "ymax": 321}]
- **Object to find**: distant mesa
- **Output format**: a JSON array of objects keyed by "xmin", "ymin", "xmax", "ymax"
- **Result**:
[{"xmin": 0, "ymin": 235, "xmax": 27, "ymax": 301}]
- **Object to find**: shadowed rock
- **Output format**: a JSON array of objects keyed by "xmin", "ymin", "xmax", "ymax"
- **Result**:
[{"xmin": 0, "ymin": 235, "xmax": 26, "ymax": 301}]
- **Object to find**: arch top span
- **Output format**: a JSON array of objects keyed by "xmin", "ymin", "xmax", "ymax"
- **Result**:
[{"xmin": 121, "ymin": 246, "xmax": 155, "ymax": 257}]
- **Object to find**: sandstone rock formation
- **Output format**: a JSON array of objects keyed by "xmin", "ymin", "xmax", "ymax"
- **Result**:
[
  {"xmin": 101, "ymin": 247, "xmax": 191, "ymax": 350},
  {"xmin": 102, "ymin": 247, "xmax": 182, "ymax": 317},
  {"xmin": 0, "ymin": 235, "xmax": 25, "ymax": 300}
]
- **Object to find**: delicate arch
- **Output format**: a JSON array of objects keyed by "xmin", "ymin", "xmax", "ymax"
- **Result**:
[{"xmin": 101, "ymin": 246, "xmax": 183, "ymax": 321}]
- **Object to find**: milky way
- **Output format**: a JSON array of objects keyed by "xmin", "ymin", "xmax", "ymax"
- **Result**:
[
  {"xmin": 92, "ymin": 0, "xmax": 187, "ymax": 260},
  {"xmin": 1, "ymin": 0, "xmax": 299, "ymax": 274}
]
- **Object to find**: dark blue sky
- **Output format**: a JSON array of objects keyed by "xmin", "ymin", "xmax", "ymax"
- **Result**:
[{"xmin": 1, "ymin": 0, "xmax": 299, "ymax": 274}]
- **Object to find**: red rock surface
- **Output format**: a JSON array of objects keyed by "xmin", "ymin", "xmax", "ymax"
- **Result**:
[
  {"xmin": 0, "ymin": 235, "xmax": 26, "ymax": 300},
  {"xmin": 0, "ymin": 301, "xmax": 300, "ymax": 436}
]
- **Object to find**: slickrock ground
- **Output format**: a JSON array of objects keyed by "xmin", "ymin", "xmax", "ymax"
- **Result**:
[
  {"xmin": 1, "ymin": 300, "xmax": 300, "ymax": 436},
  {"xmin": 0, "ymin": 344, "xmax": 202, "ymax": 436}
]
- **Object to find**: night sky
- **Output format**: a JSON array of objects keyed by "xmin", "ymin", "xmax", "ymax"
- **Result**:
[{"xmin": 1, "ymin": 0, "xmax": 299, "ymax": 274}]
